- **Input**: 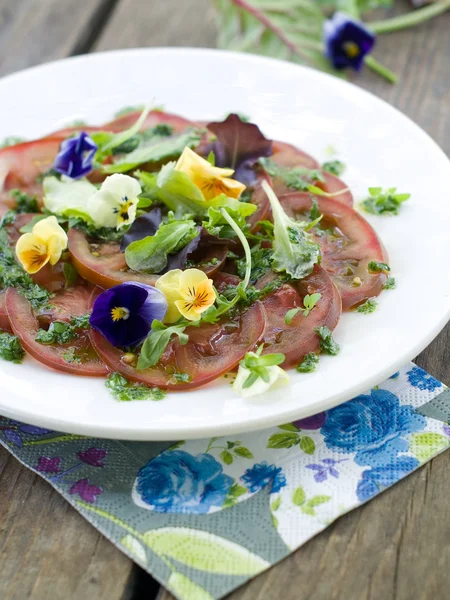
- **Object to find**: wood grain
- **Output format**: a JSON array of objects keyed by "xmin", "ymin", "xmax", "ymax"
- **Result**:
[{"xmin": 0, "ymin": 0, "xmax": 449, "ymax": 599}]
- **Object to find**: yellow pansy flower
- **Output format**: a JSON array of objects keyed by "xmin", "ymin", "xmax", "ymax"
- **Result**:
[
  {"xmin": 15, "ymin": 216, "xmax": 68, "ymax": 274},
  {"xmin": 175, "ymin": 147, "xmax": 246, "ymax": 201},
  {"xmin": 156, "ymin": 268, "xmax": 216, "ymax": 323}
]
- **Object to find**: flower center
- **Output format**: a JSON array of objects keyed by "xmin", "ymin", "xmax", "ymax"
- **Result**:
[
  {"xmin": 114, "ymin": 197, "xmax": 134, "ymax": 225},
  {"xmin": 111, "ymin": 306, "xmax": 130, "ymax": 322},
  {"xmin": 343, "ymin": 41, "xmax": 360, "ymax": 59}
]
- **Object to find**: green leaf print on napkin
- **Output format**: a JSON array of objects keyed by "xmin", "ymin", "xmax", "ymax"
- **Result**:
[
  {"xmin": 409, "ymin": 432, "xmax": 449, "ymax": 462},
  {"xmin": 167, "ymin": 572, "xmax": 215, "ymax": 600},
  {"xmin": 292, "ymin": 486, "xmax": 331, "ymax": 516}
]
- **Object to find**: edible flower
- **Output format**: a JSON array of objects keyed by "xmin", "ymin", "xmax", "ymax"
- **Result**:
[
  {"xmin": 233, "ymin": 346, "xmax": 289, "ymax": 398},
  {"xmin": 89, "ymin": 282, "xmax": 168, "ymax": 348},
  {"xmin": 15, "ymin": 216, "xmax": 68, "ymax": 274},
  {"xmin": 175, "ymin": 147, "xmax": 246, "ymax": 200},
  {"xmin": 54, "ymin": 131, "xmax": 97, "ymax": 179},
  {"xmin": 155, "ymin": 268, "xmax": 216, "ymax": 323},
  {"xmin": 324, "ymin": 12, "xmax": 376, "ymax": 71},
  {"xmin": 87, "ymin": 174, "xmax": 142, "ymax": 229}
]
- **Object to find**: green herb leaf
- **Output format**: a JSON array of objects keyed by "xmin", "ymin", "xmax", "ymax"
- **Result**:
[
  {"xmin": 296, "ymin": 352, "xmax": 319, "ymax": 373},
  {"xmin": 322, "ymin": 159, "xmax": 346, "ymax": 176},
  {"xmin": 234, "ymin": 446, "xmax": 254, "ymax": 459},
  {"xmin": 0, "ymin": 332, "xmax": 25, "ymax": 363},
  {"xmin": 307, "ymin": 495, "xmax": 331, "ymax": 507},
  {"xmin": 361, "ymin": 187, "xmax": 410, "ymax": 216},
  {"xmin": 368, "ymin": 260, "xmax": 390, "ymax": 273},
  {"xmin": 35, "ymin": 314, "xmax": 90, "ymax": 346},
  {"xmin": 260, "ymin": 158, "xmax": 324, "ymax": 191},
  {"xmin": 383, "ymin": 276, "xmax": 396, "ymax": 290},
  {"xmin": 63, "ymin": 263, "xmax": 78, "ymax": 288},
  {"xmin": 278, "ymin": 423, "xmax": 299, "ymax": 432},
  {"xmin": 355, "ymin": 297, "xmax": 378, "ymax": 314},
  {"xmin": 220, "ymin": 450, "xmax": 234, "ymax": 465},
  {"xmin": 271, "ymin": 496, "xmax": 281, "ymax": 511},
  {"xmin": 137, "ymin": 320, "xmax": 189, "ymax": 370},
  {"xmin": 285, "ymin": 307, "xmax": 301, "ymax": 325},
  {"xmin": 267, "ymin": 432, "xmax": 300, "ymax": 449},
  {"xmin": 262, "ymin": 181, "xmax": 320, "ymax": 280},
  {"xmin": 9, "ymin": 189, "xmax": 39, "ymax": 213},
  {"xmin": 125, "ymin": 219, "xmax": 198, "ymax": 273},
  {"xmin": 303, "ymin": 292, "xmax": 321, "ymax": 314},
  {"xmin": 105, "ymin": 372, "xmax": 166, "ymax": 402},
  {"xmin": 315, "ymin": 326, "xmax": 340, "ymax": 355}
]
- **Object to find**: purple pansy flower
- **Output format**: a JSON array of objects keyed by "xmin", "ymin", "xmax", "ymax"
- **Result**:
[
  {"xmin": 241, "ymin": 462, "xmax": 286, "ymax": 493},
  {"xmin": 90, "ymin": 282, "xmax": 167, "ymax": 347},
  {"xmin": 324, "ymin": 12, "xmax": 376, "ymax": 71},
  {"xmin": 54, "ymin": 131, "xmax": 97, "ymax": 179},
  {"xmin": 292, "ymin": 412, "xmax": 327, "ymax": 430},
  {"xmin": 69, "ymin": 478, "xmax": 102, "ymax": 503},
  {"xmin": 306, "ymin": 458, "xmax": 346, "ymax": 483},
  {"xmin": 77, "ymin": 448, "xmax": 106, "ymax": 467},
  {"xmin": 35, "ymin": 456, "xmax": 62, "ymax": 474}
]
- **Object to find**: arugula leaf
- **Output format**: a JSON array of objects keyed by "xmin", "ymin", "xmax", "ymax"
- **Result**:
[
  {"xmin": 105, "ymin": 372, "xmax": 166, "ymax": 401},
  {"xmin": 262, "ymin": 180, "xmax": 320, "ymax": 280},
  {"xmin": 296, "ymin": 352, "xmax": 319, "ymax": 373},
  {"xmin": 137, "ymin": 320, "xmax": 189, "ymax": 370},
  {"xmin": 361, "ymin": 187, "xmax": 410, "ymax": 216},
  {"xmin": 322, "ymin": 159, "xmax": 346, "ymax": 176},
  {"xmin": 125, "ymin": 219, "xmax": 198, "ymax": 273},
  {"xmin": 206, "ymin": 113, "xmax": 273, "ymax": 184},
  {"xmin": 0, "ymin": 332, "xmax": 25, "ymax": 363},
  {"xmin": 315, "ymin": 326, "xmax": 340, "ymax": 355},
  {"xmin": 203, "ymin": 195, "xmax": 256, "ymax": 236},
  {"xmin": 103, "ymin": 130, "xmax": 202, "ymax": 174},
  {"xmin": 356, "ymin": 297, "xmax": 378, "ymax": 314}
]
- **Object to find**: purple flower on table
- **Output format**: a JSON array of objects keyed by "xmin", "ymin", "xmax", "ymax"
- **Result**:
[
  {"xmin": 241, "ymin": 462, "xmax": 286, "ymax": 494},
  {"xmin": 356, "ymin": 456, "xmax": 419, "ymax": 502},
  {"xmin": 407, "ymin": 366, "xmax": 442, "ymax": 392},
  {"xmin": 90, "ymin": 282, "xmax": 167, "ymax": 348},
  {"xmin": 306, "ymin": 458, "xmax": 346, "ymax": 483},
  {"xmin": 320, "ymin": 389, "xmax": 426, "ymax": 467},
  {"xmin": 54, "ymin": 131, "xmax": 97, "ymax": 179},
  {"xmin": 35, "ymin": 456, "xmax": 62, "ymax": 474},
  {"xmin": 77, "ymin": 448, "xmax": 106, "ymax": 467},
  {"xmin": 292, "ymin": 412, "xmax": 327, "ymax": 430},
  {"xmin": 134, "ymin": 450, "xmax": 233, "ymax": 514},
  {"xmin": 69, "ymin": 478, "xmax": 102, "ymax": 503},
  {"xmin": 0, "ymin": 420, "xmax": 52, "ymax": 448},
  {"xmin": 324, "ymin": 12, "xmax": 376, "ymax": 72}
]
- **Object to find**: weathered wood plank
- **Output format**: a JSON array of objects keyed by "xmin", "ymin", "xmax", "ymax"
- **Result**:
[
  {"xmin": 0, "ymin": 0, "xmax": 118, "ymax": 76},
  {"xmin": 94, "ymin": 0, "xmax": 217, "ymax": 50}
]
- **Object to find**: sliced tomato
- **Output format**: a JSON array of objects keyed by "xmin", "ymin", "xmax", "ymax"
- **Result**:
[
  {"xmin": 246, "ymin": 170, "xmax": 272, "ymax": 232},
  {"xmin": 37, "ymin": 284, "xmax": 93, "ymax": 325},
  {"xmin": 270, "ymin": 141, "xmax": 352, "ymax": 206},
  {"xmin": 45, "ymin": 125, "xmax": 106, "ymax": 138},
  {"xmin": 0, "ymin": 291, "xmax": 11, "ymax": 332},
  {"xmin": 280, "ymin": 193, "xmax": 388, "ymax": 309},
  {"xmin": 104, "ymin": 110, "xmax": 195, "ymax": 134},
  {"xmin": 257, "ymin": 265, "xmax": 341, "ymax": 368},
  {"xmin": 6, "ymin": 287, "xmax": 108, "ymax": 376},
  {"xmin": 91, "ymin": 300, "xmax": 265, "ymax": 390},
  {"xmin": 0, "ymin": 137, "xmax": 63, "ymax": 192}
]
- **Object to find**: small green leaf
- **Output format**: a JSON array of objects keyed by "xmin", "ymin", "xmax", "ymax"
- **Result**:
[
  {"xmin": 368, "ymin": 260, "xmax": 390, "ymax": 274},
  {"xmin": 271, "ymin": 496, "xmax": 281, "ymax": 512},
  {"xmin": 299, "ymin": 436, "xmax": 315, "ymax": 455},
  {"xmin": 355, "ymin": 297, "xmax": 378, "ymax": 315},
  {"xmin": 63, "ymin": 263, "xmax": 78, "ymax": 288},
  {"xmin": 292, "ymin": 486, "xmax": 306, "ymax": 506},
  {"xmin": 234, "ymin": 446, "xmax": 254, "ymax": 459},
  {"xmin": 285, "ymin": 307, "xmax": 301, "ymax": 325},
  {"xmin": 300, "ymin": 504, "xmax": 316, "ymax": 516},
  {"xmin": 296, "ymin": 352, "xmax": 319, "ymax": 373},
  {"xmin": 307, "ymin": 495, "xmax": 331, "ymax": 507},
  {"xmin": 271, "ymin": 514, "xmax": 279, "ymax": 529},
  {"xmin": 221, "ymin": 450, "xmax": 234, "ymax": 465},
  {"xmin": 409, "ymin": 432, "xmax": 449, "ymax": 462},
  {"xmin": 278, "ymin": 423, "xmax": 299, "ymax": 432},
  {"xmin": 383, "ymin": 276, "xmax": 396, "ymax": 290},
  {"xmin": 267, "ymin": 432, "xmax": 300, "ymax": 449}
]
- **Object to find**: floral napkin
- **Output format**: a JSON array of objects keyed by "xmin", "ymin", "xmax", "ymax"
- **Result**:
[{"xmin": 1, "ymin": 363, "xmax": 449, "ymax": 600}]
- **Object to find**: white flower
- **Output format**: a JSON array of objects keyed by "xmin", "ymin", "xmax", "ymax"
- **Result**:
[{"xmin": 87, "ymin": 174, "xmax": 142, "ymax": 230}]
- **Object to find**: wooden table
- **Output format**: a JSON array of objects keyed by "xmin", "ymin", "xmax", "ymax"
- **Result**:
[{"xmin": 0, "ymin": 1, "xmax": 449, "ymax": 598}]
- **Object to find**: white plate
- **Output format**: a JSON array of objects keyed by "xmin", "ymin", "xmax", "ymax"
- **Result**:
[{"xmin": 0, "ymin": 48, "xmax": 449, "ymax": 440}]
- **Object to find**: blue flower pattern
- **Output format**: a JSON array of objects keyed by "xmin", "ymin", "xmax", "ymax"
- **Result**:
[
  {"xmin": 356, "ymin": 456, "xmax": 420, "ymax": 501},
  {"xmin": 407, "ymin": 366, "xmax": 442, "ymax": 392},
  {"xmin": 241, "ymin": 462, "xmax": 286, "ymax": 493},
  {"xmin": 321, "ymin": 389, "xmax": 426, "ymax": 467},
  {"xmin": 135, "ymin": 450, "xmax": 233, "ymax": 514}
]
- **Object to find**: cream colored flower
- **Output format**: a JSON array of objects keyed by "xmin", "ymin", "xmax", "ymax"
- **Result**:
[{"xmin": 87, "ymin": 174, "xmax": 142, "ymax": 229}]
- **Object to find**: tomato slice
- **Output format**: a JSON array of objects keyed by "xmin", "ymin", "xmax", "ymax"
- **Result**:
[
  {"xmin": 280, "ymin": 193, "xmax": 388, "ymax": 309},
  {"xmin": 0, "ymin": 291, "xmax": 11, "ymax": 332},
  {"xmin": 90, "ymin": 300, "xmax": 266, "ymax": 390},
  {"xmin": 37, "ymin": 284, "xmax": 93, "ymax": 325},
  {"xmin": 257, "ymin": 265, "xmax": 341, "ymax": 368},
  {"xmin": 104, "ymin": 110, "xmax": 196, "ymax": 134},
  {"xmin": 0, "ymin": 137, "xmax": 63, "ymax": 192},
  {"xmin": 271, "ymin": 141, "xmax": 352, "ymax": 206},
  {"xmin": 5, "ymin": 287, "xmax": 108, "ymax": 376}
]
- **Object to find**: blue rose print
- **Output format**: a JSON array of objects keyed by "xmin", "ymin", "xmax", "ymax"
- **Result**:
[
  {"xmin": 356, "ymin": 456, "xmax": 420, "ymax": 501},
  {"xmin": 321, "ymin": 389, "xmax": 426, "ymax": 466},
  {"xmin": 241, "ymin": 462, "xmax": 286, "ymax": 493},
  {"xmin": 407, "ymin": 366, "xmax": 442, "ymax": 392},
  {"xmin": 134, "ymin": 450, "xmax": 233, "ymax": 514}
]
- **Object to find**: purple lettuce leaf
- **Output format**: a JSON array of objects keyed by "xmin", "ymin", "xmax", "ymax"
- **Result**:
[
  {"xmin": 120, "ymin": 208, "xmax": 162, "ymax": 252},
  {"xmin": 206, "ymin": 113, "xmax": 273, "ymax": 186}
]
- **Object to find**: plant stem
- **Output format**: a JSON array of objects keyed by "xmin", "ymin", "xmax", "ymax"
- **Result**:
[
  {"xmin": 220, "ymin": 208, "xmax": 251, "ymax": 290},
  {"xmin": 369, "ymin": 1, "xmax": 450, "ymax": 34},
  {"xmin": 364, "ymin": 56, "xmax": 397, "ymax": 84}
]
